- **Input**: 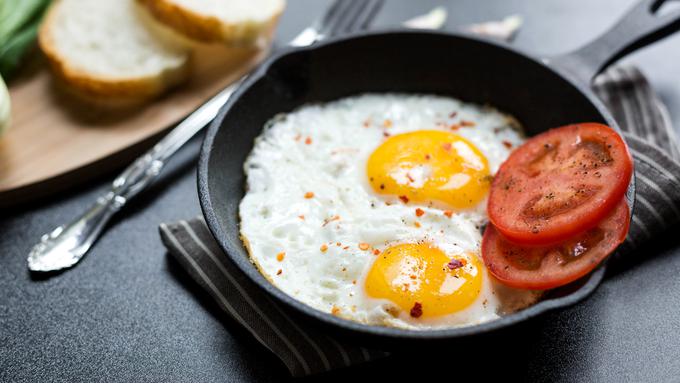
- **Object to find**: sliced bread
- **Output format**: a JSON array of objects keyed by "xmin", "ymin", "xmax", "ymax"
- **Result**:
[
  {"xmin": 137, "ymin": 0, "xmax": 285, "ymax": 46},
  {"xmin": 39, "ymin": 0, "xmax": 191, "ymax": 106}
]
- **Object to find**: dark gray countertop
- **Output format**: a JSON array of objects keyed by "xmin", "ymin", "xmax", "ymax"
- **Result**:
[{"xmin": 2, "ymin": 1, "xmax": 680, "ymax": 382}]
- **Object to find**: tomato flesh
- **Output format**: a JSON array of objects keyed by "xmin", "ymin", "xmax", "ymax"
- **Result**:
[
  {"xmin": 482, "ymin": 199, "xmax": 630, "ymax": 290},
  {"xmin": 488, "ymin": 123, "xmax": 633, "ymax": 245}
]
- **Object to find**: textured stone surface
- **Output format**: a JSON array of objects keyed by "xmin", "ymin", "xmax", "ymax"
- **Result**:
[{"xmin": 2, "ymin": 0, "xmax": 680, "ymax": 381}]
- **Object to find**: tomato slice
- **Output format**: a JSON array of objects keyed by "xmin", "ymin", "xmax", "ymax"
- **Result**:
[
  {"xmin": 482, "ymin": 199, "xmax": 630, "ymax": 290},
  {"xmin": 488, "ymin": 123, "xmax": 633, "ymax": 245}
]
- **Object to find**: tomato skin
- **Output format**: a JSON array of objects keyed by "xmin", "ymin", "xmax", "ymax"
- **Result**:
[
  {"xmin": 488, "ymin": 123, "xmax": 633, "ymax": 246},
  {"xmin": 482, "ymin": 200, "xmax": 630, "ymax": 290}
]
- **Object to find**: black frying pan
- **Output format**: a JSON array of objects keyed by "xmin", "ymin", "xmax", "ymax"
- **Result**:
[{"xmin": 198, "ymin": 0, "xmax": 680, "ymax": 344}]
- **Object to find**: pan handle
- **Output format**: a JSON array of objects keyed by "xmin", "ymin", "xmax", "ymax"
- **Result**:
[{"xmin": 548, "ymin": 0, "xmax": 680, "ymax": 84}]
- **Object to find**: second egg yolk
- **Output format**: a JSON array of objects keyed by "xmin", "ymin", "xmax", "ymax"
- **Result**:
[
  {"xmin": 367, "ymin": 130, "xmax": 491, "ymax": 210},
  {"xmin": 365, "ymin": 243, "xmax": 482, "ymax": 318}
]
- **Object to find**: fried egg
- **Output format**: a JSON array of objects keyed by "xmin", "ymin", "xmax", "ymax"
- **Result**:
[{"xmin": 239, "ymin": 94, "xmax": 541, "ymax": 329}]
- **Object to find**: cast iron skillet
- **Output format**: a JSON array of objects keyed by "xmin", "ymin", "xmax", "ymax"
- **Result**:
[{"xmin": 199, "ymin": 0, "xmax": 680, "ymax": 344}]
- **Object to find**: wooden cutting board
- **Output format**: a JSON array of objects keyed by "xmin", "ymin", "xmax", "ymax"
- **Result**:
[{"xmin": 0, "ymin": 44, "xmax": 264, "ymax": 208}]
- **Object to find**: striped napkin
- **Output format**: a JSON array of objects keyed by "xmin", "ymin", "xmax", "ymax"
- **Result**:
[
  {"xmin": 591, "ymin": 66, "xmax": 680, "ymax": 252},
  {"xmin": 160, "ymin": 66, "xmax": 680, "ymax": 376}
]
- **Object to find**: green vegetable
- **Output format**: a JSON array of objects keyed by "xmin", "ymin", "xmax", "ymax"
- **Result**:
[
  {"xmin": 0, "ymin": 74, "xmax": 9, "ymax": 136},
  {"xmin": 0, "ymin": 0, "xmax": 51, "ymax": 79}
]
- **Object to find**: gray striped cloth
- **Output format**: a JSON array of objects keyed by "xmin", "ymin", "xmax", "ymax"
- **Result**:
[{"xmin": 159, "ymin": 65, "xmax": 680, "ymax": 377}]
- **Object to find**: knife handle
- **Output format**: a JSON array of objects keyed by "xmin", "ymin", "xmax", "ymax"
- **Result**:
[
  {"xmin": 26, "ymin": 82, "xmax": 240, "ymax": 272},
  {"xmin": 27, "ymin": 192, "xmax": 120, "ymax": 272}
]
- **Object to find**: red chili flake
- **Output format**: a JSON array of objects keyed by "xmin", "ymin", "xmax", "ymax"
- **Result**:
[
  {"xmin": 399, "ymin": 195, "xmax": 409, "ymax": 204},
  {"xmin": 304, "ymin": 191, "xmax": 315, "ymax": 199},
  {"xmin": 450, "ymin": 124, "xmax": 461, "ymax": 131},
  {"xmin": 447, "ymin": 258, "xmax": 464, "ymax": 270},
  {"xmin": 373, "ymin": 249, "xmax": 380, "ymax": 255},
  {"xmin": 352, "ymin": 280, "xmax": 357, "ymax": 285},
  {"xmin": 331, "ymin": 306, "xmax": 341, "ymax": 315},
  {"xmin": 441, "ymin": 142, "xmax": 452, "ymax": 151},
  {"xmin": 379, "ymin": 184, "xmax": 385, "ymax": 190},
  {"xmin": 298, "ymin": 215, "xmax": 305, "ymax": 220},
  {"xmin": 320, "ymin": 244, "xmax": 328, "ymax": 252},
  {"xmin": 424, "ymin": 154, "xmax": 431, "ymax": 160},
  {"xmin": 305, "ymin": 136, "xmax": 313, "ymax": 145},
  {"xmin": 276, "ymin": 269, "xmax": 282, "ymax": 275},
  {"xmin": 443, "ymin": 210, "xmax": 453, "ymax": 218},
  {"xmin": 414, "ymin": 221, "xmax": 421, "ymax": 228},
  {"xmin": 502, "ymin": 140, "xmax": 513, "ymax": 149},
  {"xmin": 415, "ymin": 208, "xmax": 425, "ymax": 217},
  {"xmin": 406, "ymin": 173, "xmax": 415, "ymax": 183},
  {"xmin": 358, "ymin": 242, "xmax": 370, "ymax": 251},
  {"xmin": 409, "ymin": 302, "xmax": 423, "ymax": 318},
  {"xmin": 383, "ymin": 119, "xmax": 392, "ymax": 128},
  {"xmin": 383, "ymin": 131, "xmax": 391, "ymax": 137},
  {"xmin": 276, "ymin": 252, "xmax": 285, "ymax": 262},
  {"xmin": 449, "ymin": 112, "xmax": 458, "ymax": 118},
  {"xmin": 460, "ymin": 120, "xmax": 476, "ymax": 127},
  {"xmin": 342, "ymin": 246, "xmax": 349, "ymax": 250}
]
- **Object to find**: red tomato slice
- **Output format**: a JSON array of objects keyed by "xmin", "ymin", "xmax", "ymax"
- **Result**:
[
  {"xmin": 488, "ymin": 123, "xmax": 633, "ymax": 245},
  {"xmin": 482, "ymin": 199, "xmax": 630, "ymax": 290}
]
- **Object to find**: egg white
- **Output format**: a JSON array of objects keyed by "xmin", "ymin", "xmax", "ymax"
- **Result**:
[{"xmin": 239, "ymin": 94, "xmax": 540, "ymax": 329}]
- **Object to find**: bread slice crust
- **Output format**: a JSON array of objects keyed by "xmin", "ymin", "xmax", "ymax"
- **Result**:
[
  {"xmin": 38, "ymin": 0, "xmax": 190, "ymax": 106},
  {"xmin": 137, "ymin": 0, "xmax": 284, "ymax": 45}
]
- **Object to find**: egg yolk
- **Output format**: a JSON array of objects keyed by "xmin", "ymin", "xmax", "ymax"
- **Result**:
[
  {"xmin": 367, "ymin": 130, "xmax": 490, "ymax": 210},
  {"xmin": 365, "ymin": 243, "xmax": 482, "ymax": 318}
]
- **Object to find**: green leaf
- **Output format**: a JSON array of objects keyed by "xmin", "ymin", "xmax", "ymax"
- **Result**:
[
  {"xmin": 0, "ymin": 0, "xmax": 48, "ymax": 42},
  {"xmin": 0, "ymin": 21, "xmax": 40, "ymax": 78},
  {"xmin": 0, "ymin": 0, "xmax": 51, "ymax": 79}
]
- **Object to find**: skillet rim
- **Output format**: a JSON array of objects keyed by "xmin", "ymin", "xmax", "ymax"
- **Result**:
[{"xmin": 198, "ymin": 28, "xmax": 635, "ymax": 340}]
